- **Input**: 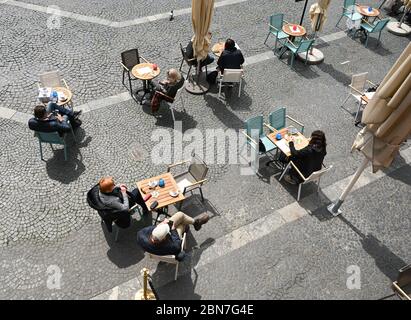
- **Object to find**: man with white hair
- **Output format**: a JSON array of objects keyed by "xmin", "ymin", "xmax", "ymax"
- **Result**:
[{"xmin": 137, "ymin": 212, "xmax": 209, "ymax": 261}]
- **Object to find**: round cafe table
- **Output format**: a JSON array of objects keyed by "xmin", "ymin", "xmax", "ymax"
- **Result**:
[
  {"xmin": 282, "ymin": 23, "xmax": 306, "ymax": 42},
  {"xmin": 211, "ymin": 41, "xmax": 241, "ymax": 57},
  {"xmin": 356, "ymin": 5, "xmax": 380, "ymax": 20},
  {"xmin": 131, "ymin": 63, "xmax": 161, "ymax": 103},
  {"xmin": 51, "ymin": 87, "xmax": 73, "ymax": 107}
]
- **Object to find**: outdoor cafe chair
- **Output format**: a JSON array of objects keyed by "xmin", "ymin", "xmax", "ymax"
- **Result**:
[
  {"xmin": 38, "ymin": 70, "xmax": 73, "ymax": 107},
  {"xmin": 154, "ymin": 84, "xmax": 187, "ymax": 123},
  {"xmin": 280, "ymin": 38, "xmax": 314, "ymax": 69},
  {"xmin": 217, "ymin": 69, "xmax": 244, "ymax": 99},
  {"xmin": 264, "ymin": 13, "xmax": 289, "ymax": 53},
  {"xmin": 392, "ymin": 264, "xmax": 411, "ymax": 300},
  {"xmin": 359, "ymin": 18, "xmax": 390, "ymax": 48},
  {"xmin": 167, "ymin": 154, "xmax": 208, "ymax": 209},
  {"xmin": 340, "ymin": 72, "xmax": 376, "ymax": 122},
  {"xmin": 87, "ymin": 184, "xmax": 142, "ymax": 242},
  {"xmin": 242, "ymin": 115, "xmax": 277, "ymax": 160},
  {"xmin": 335, "ymin": 0, "xmax": 363, "ymax": 29},
  {"xmin": 179, "ymin": 43, "xmax": 197, "ymax": 78},
  {"xmin": 34, "ymin": 127, "xmax": 76, "ymax": 161},
  {"xmin": 146, "ymin": 232, "xmax": 187, "ymax": 281},
  {"xmin": 264, "ymin": 107, "xmax": 305, "ymax": 134},
  {"xmin": 120, "ymin": 48, "xmax": 149, "ymax": 99},
  {"xmin": 279, "ymin": 162, "xmax": 333, "ymax": 201}
]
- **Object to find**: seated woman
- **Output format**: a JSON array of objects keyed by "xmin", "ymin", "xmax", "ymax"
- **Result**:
[
  {"xmin": 283, "ymin": 130, "xmax": 327, "ymax": 185},
  {"xmin": 150, "ymin": 68, "xmax": 185, "ymax": 112}
]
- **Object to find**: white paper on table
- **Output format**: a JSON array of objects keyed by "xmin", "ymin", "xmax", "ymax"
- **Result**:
[
  {"xmin": 177, "ymin": 178, "xmax": 192, "ymax": 193},
  {"xmin": 276, "ymin": 139, "xmax": 290, "ymax": 154},
  {"xmin": 137, "ymin": 67, "xmax": 152, "ymax": 74}
]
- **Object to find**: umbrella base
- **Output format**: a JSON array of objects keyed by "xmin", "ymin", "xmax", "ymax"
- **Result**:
[
  {"xmin": 185, "ymin": 73, "xmax": 210, "ymax": 95},
  {"xmin": 297, "ymin": 48, "xmax": 324, "ymax": 65},
  {"xmin": 387, "ymin": 21, "xmax": 411, "ymax": 36}
]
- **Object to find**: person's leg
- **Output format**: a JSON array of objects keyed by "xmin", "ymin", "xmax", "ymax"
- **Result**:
[
  {"xmin": 200, "ymin": 54, "xmax": 215, "ymax": 68},
  {"xmin": 170, "ymin": 211, "xmax": 195, "ymax": 238},
  {"xmin": 47, "ymin": 102, "xmax": 74, "ymax": 117},
  {"xmin": 129, "ymin": 189, "xmax": 149, "ymax": 214}
]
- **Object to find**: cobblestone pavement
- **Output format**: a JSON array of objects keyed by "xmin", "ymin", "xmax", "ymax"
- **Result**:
[{"xmin": 0, "ymin": 0, "xmax": 410, "ymax": 299}]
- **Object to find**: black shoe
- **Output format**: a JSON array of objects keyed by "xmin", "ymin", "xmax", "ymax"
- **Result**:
[
  {"xmin": 73, "ymin": 110, "xmax": 82, "ymax": 118},
  {"xmin": 193, "ymin": 213, "xmax": 210, "ymax": 231}
]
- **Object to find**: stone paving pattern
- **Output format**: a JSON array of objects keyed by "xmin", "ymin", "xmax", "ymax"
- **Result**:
[{"xmin": 0, "ymin": 0, "xmax": 410, "ymax": 299}]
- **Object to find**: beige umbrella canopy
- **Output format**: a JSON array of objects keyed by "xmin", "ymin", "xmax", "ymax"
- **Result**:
[
  {"xmin": 309, "ymin": 0, "xmax": 331, "ymax": 32},
  {"xmin": 352, "ymin": 43, "xmax": 411, "ymax": 172},
  {"xmin": 192, "ymin": 0, "xmax": 215, "ymax": 62},
  {"xmin": 404, "ymin": 0, "xmax": 411, "ymax": 10}
]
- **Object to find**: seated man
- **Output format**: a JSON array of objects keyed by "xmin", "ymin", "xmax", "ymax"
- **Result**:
[
  {"xmin": 186, "ymin": 32, "xmax": 215, "ymax": 70},
  {"xmin": 150, "ymin": 69, "xmax": 185, "ymax": 112},
  {"xmin": 28, "ymin": 103, "xmax": 81, "ymax": 135},
  {"xmin": 217, "ymin": 38, "xmax": 245, "ymax": 74},
  {"xmin": 87, "ymin": 177, "xmax": 149, "ymax": 232},
  {"xmin": 137, "ymin": 212, "xmax": 209, "ymax": 261}
]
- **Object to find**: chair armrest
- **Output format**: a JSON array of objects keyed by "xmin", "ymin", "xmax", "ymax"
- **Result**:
[
  {"xmin": 348, "ymin": 84, "xmax": 364, "ymax": 95},
  {"xmin": 286, "ymin": 115, "xmax": 304, "ymax": 130},
  {"xmin": 361, "ymin": 19, "xmax": 374, "ymax": 28},
  {"xmin": 263, "ymin": 123, "xmax": 276, "ymax": 132},
  {"xmin": 62, "ymin": 79, "xmax": 69, "ymax": 90},
  {"xmin": 155, "ymin": 91, "xmax": 175, "ymax": 102},
  {"xmin": 120, "ymin": 62, "xmax": 130, "ymax": 72},
  {"xmin": 285, "ymin": 39, "xmax": 298, "ymax": 48},
  {"xmin": 283, "ymin": 19, "xmax": 290, "ymax": 25},
  {"xmin": 289, "ymin": 161, "xmax": 307, "ymax": 181},
  {"xmin": 366, "ymin": 80, "xmax": 376, "ymax": 87},
  {"xmin": 128, "ymin": 203, "xmax": 139, "ymax": 213},
  {"xmin": 167, "ymin": 160, "xmax": 191, "ymax": 172},
  {"xmin": 392, "ymin": 281, "xmax": 411, "ymax": 300},
  {"xmin": 241, "ymin": 130, "xmax": 258, "ymax": 146},
  {"xmin": 182, "ymin": 179, "xmax": 208, "ymax": 194},
  {"xmin": 181, "ymin": 233, "xmax": 187, "ymax": 251},
  {"xmin": 139, "ymin": 55, "xmax": 150, "ymax": 63}
]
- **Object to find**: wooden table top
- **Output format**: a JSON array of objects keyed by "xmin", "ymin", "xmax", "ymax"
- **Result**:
[
  {"xmin": 131, "ymin": 63, "xmax": 161, "ymax": 81},
  {"xmin": 212, "ymin": 42, "xmax": 225, "ymax": 57},
  {"xmin": 356, "ymin": 5, "xmax": 380, "ymax": 17},
  {"xmin": 267, "ymin": 127, "xmax": 309, "ymax": 157},
  {"xmin": 136, "ymin": 172, "xmax": 185, "ymax": 211},
  {"xmin": 53, "ymin": 87, "xmax": 72, "ymax": 106},
  {"xmin": 282, "ymin": 24, "xmax": 306, "ymax": 37}
]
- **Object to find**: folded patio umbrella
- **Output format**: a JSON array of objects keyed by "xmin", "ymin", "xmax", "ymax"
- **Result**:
[
  {"xmin": 404, "ymin": 0, "xmax": 411, "ymax": 10},
  {"xmin": 328, "ymin": 43, "xmax": 411, "ymax": 215},
  {"xmin": 309, "ymin": 0, "xmax": 331, "ymax": 32},
  {"xmin": 192, "ymin": 0, "xmax": 215, "ymax": 62},
  {"xmin": 352, "ymin": 43, "xmax": 411, "ymax": 172}
]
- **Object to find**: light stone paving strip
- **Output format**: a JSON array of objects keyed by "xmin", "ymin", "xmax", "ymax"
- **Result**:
[
  {"xmin": 1, "ymin": 0, "xmax": 248, "ymax": 28},
  {"xmin": 92, "ymin": 146, "xmax": 411, "ymax": 299}
]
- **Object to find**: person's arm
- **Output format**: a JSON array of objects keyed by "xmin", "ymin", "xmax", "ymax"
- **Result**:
[
  {"xmin": 217, "ymin": 53, "xmax": 223, "ymax": 69},
  {"xmin": 239, "ymin": 51, "xmax": 245, "ymax": 65},
  {"xmin": 289, "ymin": 141, "xmax": 311, "ymax": 159},
  {"xmin": 56, "ymin": 119, "xmax": 72, "ymax": 132}
]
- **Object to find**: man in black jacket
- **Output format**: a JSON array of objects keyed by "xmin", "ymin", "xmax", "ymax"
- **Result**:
[
  {"xmin": 28, "ymin": 103, "xmax": 81, "ymax": 135},
  {"xmin": 137, "ymin": 212, "xmax": 209, "ymax": 261},
  {"xmin": 186, "ymin": 32, "xmax": 215, "ymax": 70},
  {"xmin": 217, "ymin": 39, "xmax": 245, "ymax": 74}
]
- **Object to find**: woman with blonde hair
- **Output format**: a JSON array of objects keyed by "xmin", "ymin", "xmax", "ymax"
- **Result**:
[{"xmin": 150, "ymin": 68, "xmax": 185, "ymax": 112}]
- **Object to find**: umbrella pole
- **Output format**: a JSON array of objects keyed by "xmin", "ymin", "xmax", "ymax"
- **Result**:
[{"xmin": 327, "ymin": 157, "xmax": 370, "ymax": 216}]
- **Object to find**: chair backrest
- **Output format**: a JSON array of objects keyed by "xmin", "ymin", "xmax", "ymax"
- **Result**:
[
  {"xmin": 180, "ymin": 43, "xmax": 194, "ymax": 65},
  {"xmin": 39, "ymin": 71, "xmax": 62, "ymax": 88},
  {"xmin": 371, "ymin": 18, "xmax": 390, "ymax": 33},
  {"xmin": 343, "ymin": 0, "xmax": 356, "ymax": 12},
  {"xmin": 172, "ymin": 84, "xmax": 185, "ymax": 103},
  {"xmin": 121, "ymin": 49, "xmax": 140, "ymax": 70},
  {"xmin": 35, "ymin": 131, "xmax": 65, "ymax": 144},
  {"xmin": 269, "ymin": 107, "xmax": 286, "ymax": 130},
  {"xmin": 245, "ymin": 115, "xmax": 264, "ymax": 139},
  {"xmin": 304, "ymin": 165, "xmax": 333, "ymax": 183},
  {"xmin": 296, "ymin": 39, "xmax": 315, "ymax": 53},
  {"xmin": 188, "ymin": 156, "xmax": 209, "ymax": 181},
  {"xmin": 147, "ymin": 233, "xmax": 187, "ymax": 263},
  {"xmin": 221, "ymin": 69, "xmax": 243, "ymax": 83},
  {"xmin": 350, "ymin": 72, "xmax": 368, "ymax": 93},
  {"xmin": 269, "ymin": 13, "xmax": 284, "ymax": 33}
]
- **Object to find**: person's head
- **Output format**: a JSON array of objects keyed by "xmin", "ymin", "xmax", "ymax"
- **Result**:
[
  {"xmin": 34, "ymin": 105, "xmax": 48, "ymax": 119},
  {"xmin": 310, "ymin": 130, "xmax": 327, "ymax": 151},
  {"xmin": 99, "ymin": 177, "xmax": 116, "ymax": 193},
  {"xmin": 225, "ymin": 38, "xmax": 235, "ymax": 50},
  {"xmin": 166, "ymin": 68, "xmax": 182, "ymax": 85},
  {"xmin": 151, "ymin": 223, "xmax": 170, "ymax": 242}
]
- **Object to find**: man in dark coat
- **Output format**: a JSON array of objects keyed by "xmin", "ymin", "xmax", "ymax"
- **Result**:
[{"xmin": 217, "ymin": 38, "xmax": 245, "ymax": 74}]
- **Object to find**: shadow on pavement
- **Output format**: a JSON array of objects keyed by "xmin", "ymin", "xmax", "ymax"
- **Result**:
[
  {"xmin": 45, "ymin": 127, "xmax": 91, "ymax": 184},
  {"xmin": 204, "ymin": 94, "xmax": 245, "ymax": 130}
]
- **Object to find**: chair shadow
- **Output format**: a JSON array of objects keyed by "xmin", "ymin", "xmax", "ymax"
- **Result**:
[
  {"xmin": 349, "ymin": 32, "xmax": 393, "ymax": 56},
  {"xmin": 255, "ymin": 156, "xmax": 283, "ymax": 184},
  {"xmin": 173, "ymin": 193, "xmax": 221, "ymax": 220},
  {"xmin": 316, "ymin": 62, "xmax": 352, "ymax": 86},
  {"xmin": 45, "ymin": 128, "xmax": 91, "ymax": 184},
  {"xmin": 338, "ymin": 215, "xmax": 406, "ymax": 281},
  {"xmin": 276, "ymin": 51, "xmax": 320, "ymax": 79},
  {"xmin": 203, "ymin": 94, "xmax": 245, "ymax": 130},
  {"xmin": 104, "ymin": 213, "xmax": 152, "ymax": 269},
  {"xmin": 206, "ymin": 80, "xmax": 253, "ymax": 111}
]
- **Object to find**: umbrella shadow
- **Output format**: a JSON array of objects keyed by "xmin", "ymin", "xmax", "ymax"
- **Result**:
[
  {"xmin": 383, "ymin": 155, "xmax": 411, "ymax": 187},
  {"xmin": 338, "ymin": 215, "xmax": 406, "ymax": 281},
  {"xmin": 45, "ymin": 128, "xmax": 91, "ymax": 184},
  {"xmin": 104, "ymin": 213, "xmax": 152, "ymax": 268},
  {"xmin": 203, "ymin": 94, "xmax": 244, "ymax": 129}
]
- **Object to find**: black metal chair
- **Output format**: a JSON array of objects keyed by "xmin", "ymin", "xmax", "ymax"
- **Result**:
[
  {"xmin": 179, "ymin": 43, "xmax": 197, "ymax": 78},
  {"xmin": 120, "ymin": 49, "xmax": 149, "ymax": 101}
]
